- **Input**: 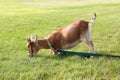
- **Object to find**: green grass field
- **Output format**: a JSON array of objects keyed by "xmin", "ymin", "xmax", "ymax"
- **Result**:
[{"xmin": 0, "ymin": 0, "xmax": 120, "ymax": 80}]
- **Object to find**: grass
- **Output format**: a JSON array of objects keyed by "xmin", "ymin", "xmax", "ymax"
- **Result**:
[{"xmin": 0, "ymin": 0, "xmax": 120, "ymax": 80}]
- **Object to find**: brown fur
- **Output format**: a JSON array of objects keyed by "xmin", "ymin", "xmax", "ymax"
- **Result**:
[{"xmin": 47, "ymin": 20, "xmax": 89, "ymax": 49}]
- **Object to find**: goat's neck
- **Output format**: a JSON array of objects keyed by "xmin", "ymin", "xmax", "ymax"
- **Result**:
[{"xmin": 38, "ymin": 39, "xmax": 49, "ymax": 49}]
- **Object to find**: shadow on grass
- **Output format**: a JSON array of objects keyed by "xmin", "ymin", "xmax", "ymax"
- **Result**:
[
  {"xmin": 34, "ymin": 52, "xmax": 120, "ymax": 60},
  {"xmin": 56, "ymin": 50, "xmax": 120, "ymax": 58}
]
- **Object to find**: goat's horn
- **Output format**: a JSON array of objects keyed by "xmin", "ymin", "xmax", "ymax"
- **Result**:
[
  {"xmin": 35, "ymin": 35, "xmax": 38, "ymax": 40},
  {"xmin": 94, "ymin": 13, "xmax": 96, "ymax": 17},
  {"xmin": 35, "ymin": 35, "xmax": 38, "ymax": 44}
]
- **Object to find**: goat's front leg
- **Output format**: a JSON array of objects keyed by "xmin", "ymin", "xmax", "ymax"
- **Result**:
[{"xmin": 50, "ymin": 50, "xmax": 58, "ymax": 55}]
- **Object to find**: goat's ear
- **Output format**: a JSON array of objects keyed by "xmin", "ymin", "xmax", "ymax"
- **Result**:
[
  {"xmin": 35, "ymin": 35, "xmax": 38, "ymax": 45},
  {"xmin": 27, "ymin": 38, "xmax": 31, "ymax": 42},
  {"xmin": 27, "ymin": 38, "xmax": 31, "ymax": 47}
]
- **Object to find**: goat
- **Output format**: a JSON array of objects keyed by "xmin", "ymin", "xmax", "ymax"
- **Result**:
[{"xmin": 27, "ymin": 13, "xmax": 96, "ymax": 57}]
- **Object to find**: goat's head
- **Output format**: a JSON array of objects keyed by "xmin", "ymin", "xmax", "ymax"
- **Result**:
[{"xmin": 26, "ymin": 36, "xmax": 39, "ymax": 57}]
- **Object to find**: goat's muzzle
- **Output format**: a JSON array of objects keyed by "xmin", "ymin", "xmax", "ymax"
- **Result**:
[{"xmin": 28, "ymin": 53, "xmax": 34, "ymax": 57}]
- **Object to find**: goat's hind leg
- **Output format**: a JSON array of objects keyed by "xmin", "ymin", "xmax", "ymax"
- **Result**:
[
  {"xmin": 81, "ymin": 38, "xmax": 95, "ymax": 53},
  {"xmin": 81, "ymin": 28, "xmax": 95, "ymax": 53},
  {"xmin": 86, "ymin": 40, "xmax": 95, "ymax": 53}
]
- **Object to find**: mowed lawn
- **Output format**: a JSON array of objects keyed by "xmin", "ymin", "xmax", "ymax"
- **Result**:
[{"xmin": 0, "ymin": 0, "xmax": 120, "ymax": 80}]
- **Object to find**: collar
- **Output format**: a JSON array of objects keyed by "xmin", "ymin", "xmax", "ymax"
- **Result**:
[{"xmin": 46, "ymin": 39, "xmax": 54, "ymax": 50}]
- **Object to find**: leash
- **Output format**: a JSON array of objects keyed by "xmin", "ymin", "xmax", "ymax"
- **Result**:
[{"xmin": 57, "ymin": 50, "xmax": 120, "ymax": 58}]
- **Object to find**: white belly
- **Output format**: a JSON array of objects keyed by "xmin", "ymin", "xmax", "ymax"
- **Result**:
[{"xmin": 62, "ymin": 40, "xmax": 81, "ymax": 49}]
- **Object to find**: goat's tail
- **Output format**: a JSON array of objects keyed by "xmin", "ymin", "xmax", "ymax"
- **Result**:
[
  {"xmin": 89, "ymin": 13, "xmax": 96, "ymax": 27},
  {"xmin": 88, "ymin": 13, "xmax": 96, "ymax": 39}
]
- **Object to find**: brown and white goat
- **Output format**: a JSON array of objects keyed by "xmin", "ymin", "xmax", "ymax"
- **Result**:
[{"xmin": 27, "ymin": 13, "xmax": 96, "ymax": 57}]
